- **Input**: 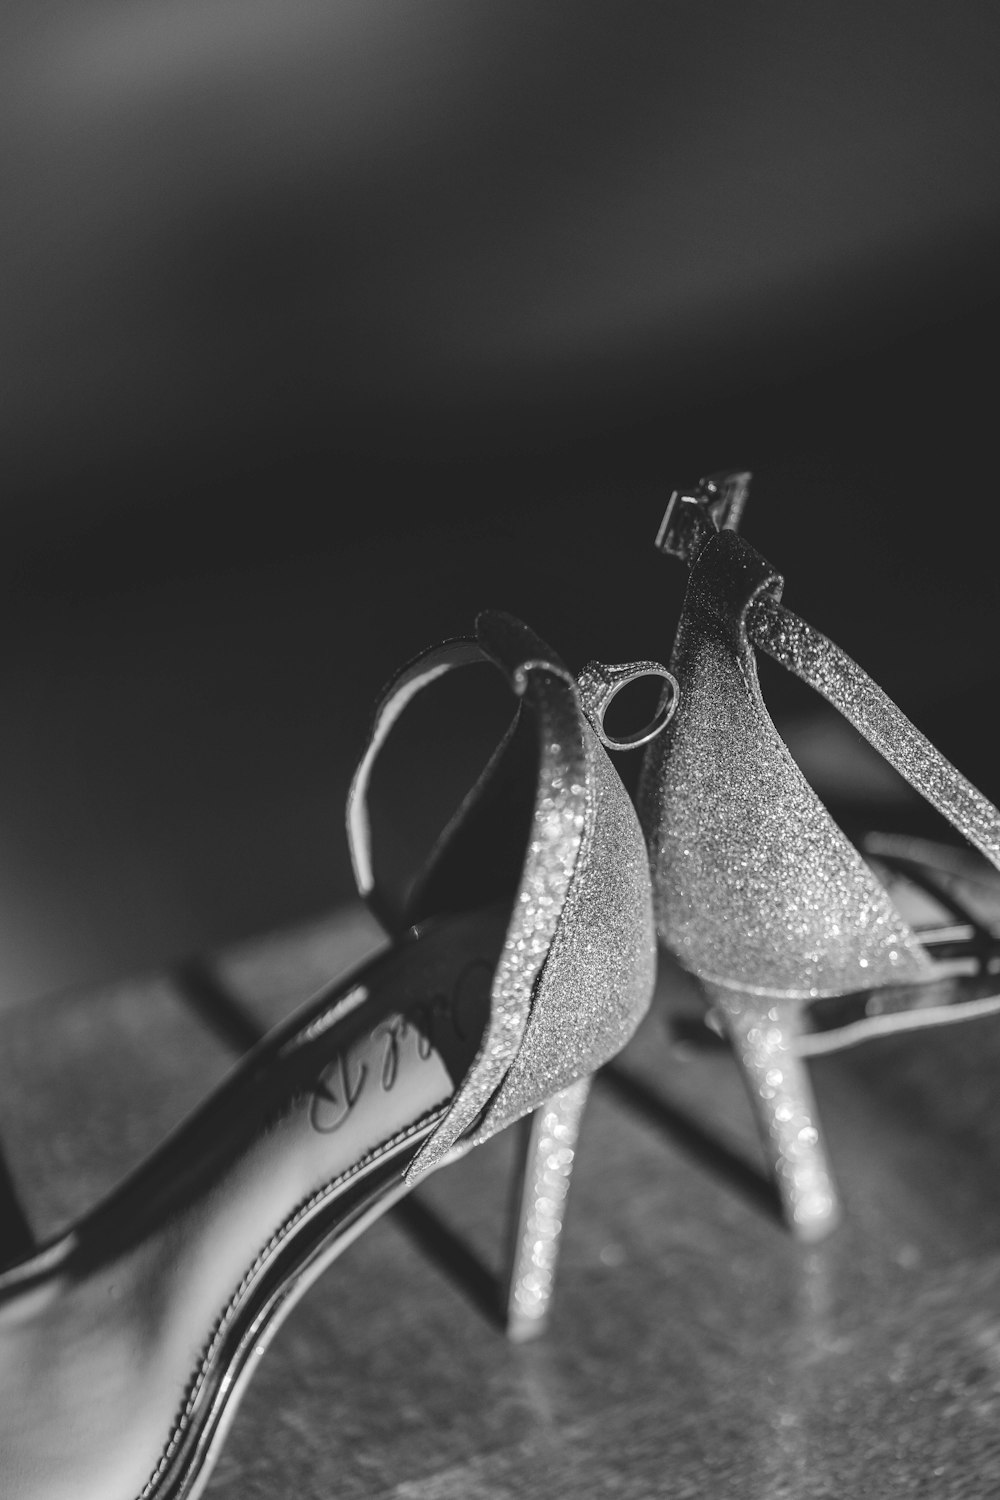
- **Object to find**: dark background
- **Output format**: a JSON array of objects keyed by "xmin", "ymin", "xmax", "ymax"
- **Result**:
[{"xmin": 2, "ymin": 1, "xmax": 998, "ymax": 1007}]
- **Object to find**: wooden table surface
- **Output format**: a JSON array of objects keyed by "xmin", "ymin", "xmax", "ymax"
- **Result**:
[{"xmin": 3, "ymin": 902, "xmax": 1000, "ymax": 1498}]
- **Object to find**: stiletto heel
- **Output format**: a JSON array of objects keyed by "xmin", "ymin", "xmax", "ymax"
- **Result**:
[
  {"xmin": 641, "ymin": 473, "xmax": 1000, "ymax": 1237},
  {"xmin": 705, "ymin": 983, "xmax": 838, "ymax": 1239},
  {"xmin": 503, "ymin": 1073, "xmax": 593, "ymax": 1343},
  {"xmin": 0, "ymin": 612, "xmax": 668, "ymax": 1500}
]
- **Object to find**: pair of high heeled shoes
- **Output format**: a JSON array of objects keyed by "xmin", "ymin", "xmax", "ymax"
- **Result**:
[{"xmin": 4, "ymin": 474, "xmax": 1000, "ymax": 1499}]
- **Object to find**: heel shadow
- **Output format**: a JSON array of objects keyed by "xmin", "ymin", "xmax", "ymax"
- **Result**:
[
  {"xmin": 172, "ymin": 957, "xmax": 510, "ymax": 1328},
  {"xmin": 390, "ymin": 1194, "xmax": 504, "ymax": 1329},
  {"xmin": 598, "ymin": 1061, "xmax": 784, "ymax": 1227},
  {"xmin": 173, "ymin": 957, "xmax": 264, "ymax": 1055},
  {"xmin": 0, "ymin": 1145, "xmax": 35, "ymax": 1269}
]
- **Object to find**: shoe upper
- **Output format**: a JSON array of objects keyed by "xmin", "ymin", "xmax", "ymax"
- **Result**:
[
  {"xmin": 0, "ymin": 611, "xmax": 658, "ymax": 1500},
  {"xmin": 347, "ymin": 610, "xmax": 657, "ymax": 1175},
  {"xmin": 639, "ymin": 528, "xmax": 934, "ymax": 1000}
]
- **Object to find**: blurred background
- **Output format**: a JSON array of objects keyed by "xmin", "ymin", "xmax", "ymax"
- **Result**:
[{"xmin": 2, "ymin": 0, "xmax": 999, "ymax": 1008}]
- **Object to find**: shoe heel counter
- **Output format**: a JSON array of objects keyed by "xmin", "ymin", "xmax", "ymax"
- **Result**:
[
  {"xmin": 640, "ymin": 530, "xmax": 925, "ymax": 999},
  {"xmin": 480, "ymin": 720, "xmax": 656, "ymax": 1136}
]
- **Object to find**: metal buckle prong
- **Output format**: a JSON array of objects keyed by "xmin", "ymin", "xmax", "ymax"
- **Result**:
[{"xmin": 654, "ymin": 469, "xmax": 752, "ymax": 562}]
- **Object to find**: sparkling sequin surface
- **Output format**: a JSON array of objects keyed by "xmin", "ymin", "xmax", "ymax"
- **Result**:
[
  {"xmin": 639, "ymin": 531, "xmax": 932, "ymax": 1001},
  {"xmin": 410, "ymin": 660, "xmax": 589, "ymax": 1176},
  {"xmin": 707, "ymin": 982, "xmax": 838, "ymax": 1239},
  {"xmin": 640, "ymin": 519, "xmax": 1000, "ymax": 1237},
  {"xmin": 752, "ymin": 595, "xmax": 1000, "ymax": 874},
  {"xmin": 388, "ymin": 614, "xmax": 659, "ymax": 1178},
  {"xmin": 504, "ymin": 1075, "xmax": 592, "ymax": 1341},
  {"xmin": 485, "ymin": 714, "xmax": 657, "ymax": 1138}
]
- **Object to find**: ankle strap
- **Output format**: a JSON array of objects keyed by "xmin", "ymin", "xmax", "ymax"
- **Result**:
[
  {"xmin": 346, "ymin": 614, "xmax": 577, "ymax": 929},
  {"xmin": 751, "ymin": 596, "xmax": 1000, "ymax": 877},
  {"xmin": 347, "ymin": 637, "xmax": 481, "ymax": 927}
]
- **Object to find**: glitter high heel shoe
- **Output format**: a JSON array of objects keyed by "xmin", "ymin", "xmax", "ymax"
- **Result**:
[
  {"xmin": 639, "ymin": 474, "xmax": 1000, "ymax": 1241},
  {"xmin": 0, "ymin": 612, "xmax": 666, "ymax": 1500}
]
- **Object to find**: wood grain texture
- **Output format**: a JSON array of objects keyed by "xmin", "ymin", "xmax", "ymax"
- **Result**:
[{"xmin": 4, "ymin": 908, "xmax": 1000, "ymax": 1496}]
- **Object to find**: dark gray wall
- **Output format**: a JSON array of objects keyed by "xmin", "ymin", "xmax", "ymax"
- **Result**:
[{"xmin": 2, "ymin": 3, "xmax": 998, "ymax": 1004}]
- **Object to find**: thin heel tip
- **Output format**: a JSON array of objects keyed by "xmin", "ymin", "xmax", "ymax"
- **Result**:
[
  {"xmin": 789, "ymin": 1200, "xmax": 842, "ymax": 1244},
  {"xmin": 504, "ymin": 1309, "xmax": 550, "ymax": 1343}
]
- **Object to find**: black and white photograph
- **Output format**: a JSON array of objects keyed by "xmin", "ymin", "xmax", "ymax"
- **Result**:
[{"xmin": 2, "ymin": 5, "xmax": 1000, "ymax": 1496}]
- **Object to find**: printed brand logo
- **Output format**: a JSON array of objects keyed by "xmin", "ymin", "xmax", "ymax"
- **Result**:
[{"xmin": 308, "ymin": 959, "xmax": 492, "ymax": 1134}]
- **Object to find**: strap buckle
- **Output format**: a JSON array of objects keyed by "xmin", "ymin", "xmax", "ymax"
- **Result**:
[{"xmin": 654, "ymin": 469, "xmax": 752, "ymax": 563}]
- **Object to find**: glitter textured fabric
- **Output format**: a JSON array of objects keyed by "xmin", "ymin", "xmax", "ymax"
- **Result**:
[
  {"xmin": 639, "ymin": 509, "xmax": 1000, "ymax": 1237},
  {"xmin": 348, "ymin": 610, "xmax": 658, "ymax": 1182},
  {"xmin": 638, "ymin": 530, "xmax": 932, "ymax": 1001},
  {"xmin": 706, "ymin": 982, "xmax": 837, "ymax": 1238},
  {"xmin": 503, "ymin": 1075, "xmax": 592, "ymax": 1342},
  {"xmin": 752, "ymin": 595, "xmax": 1000, "ymax": 873},
  {"xmin": 482, "ymin": 707, "xmax": 657, "ymax": 1143}
]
